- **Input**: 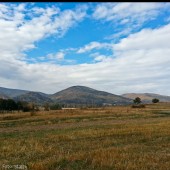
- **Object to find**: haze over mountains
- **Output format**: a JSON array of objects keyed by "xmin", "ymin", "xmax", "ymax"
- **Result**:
[{"xmin": 0, "ymin": 86, "xmax": 170, "ymax": 106}]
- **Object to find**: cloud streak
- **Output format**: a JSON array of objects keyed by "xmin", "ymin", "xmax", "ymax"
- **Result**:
[
  {"xmin": 77, "ymin": 41, "xmax": 113, "ymax": 53},
  {"xmin": 92, "ymin": 2, "xmax": 168, "ymax": 26}
]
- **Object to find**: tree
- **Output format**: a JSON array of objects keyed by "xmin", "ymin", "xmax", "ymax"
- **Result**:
[
  {"xmin": 6, "ymin": 99, "xmax": 18, "ymax": 111},
  {"xmin": 44, "ymin": 103, "xmax": 50, "ymax": 111},
  {"xmin": 133, "ymin": 97, "xmax": 141, "ymax": 104},
  {"xmin": 0, "ymin": 99, "xmax": 18, "ymax": 112},
  {"xmin": 21, "ymin": 101, "xmax": 31, "ymax": 112},
  {"xmin": 0, "ymin": 99, "xmax": 4, "ymax": 112},
  {"xmin": 152, "ymin": 98, "xmax": 159, "ymax": 103},
  {"xmin": 17, "ymin": 101, "xmax": 24, "ymax": 112},
  {"xmin": 50, "ymin": 103, "xmax": 62, "ymax": 110}
]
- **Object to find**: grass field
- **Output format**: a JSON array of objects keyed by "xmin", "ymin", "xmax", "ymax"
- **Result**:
[{"xmin": 0, "ymin": 103, "xmax": 170, "ymax": 170}]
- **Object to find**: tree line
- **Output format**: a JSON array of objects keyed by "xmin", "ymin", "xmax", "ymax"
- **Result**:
[
  {"xmin": 0, "ymin": 97, "xmax": 160, "ymax": 113},
  {"xmin": 0, "ymin": 98, "xmax": 34, "ymax": 113},
  {"xmin": 0, "ymin": 98, "xmax": 64, "ymax": 113}
]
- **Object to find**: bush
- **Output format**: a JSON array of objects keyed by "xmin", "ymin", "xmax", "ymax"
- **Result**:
[
  {"xmin": 50, "ymin": 103, "xmax": 62, "ymax": 110},
  {"xmin": 131, "ymin": 104, "xmax": 145, "ymax": 108},
  {"xmin": 133, "ymin": 97, "xmax": 142, "ymax": 104},
  {"xmin": 152, "ymin": 98, "xmax": 159, "ymax": 103},
  {"xmin": 44, "ymin": 103, "xmax": 50, "ymax": 111}
]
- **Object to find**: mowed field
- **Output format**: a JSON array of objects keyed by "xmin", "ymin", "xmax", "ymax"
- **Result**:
[{"xmin": 0, "ymin": 103, "xmax": 170, "ymax": 170}]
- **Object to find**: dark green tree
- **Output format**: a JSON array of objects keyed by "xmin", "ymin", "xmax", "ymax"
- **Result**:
[
  {"xmin": 50, "ymin": 103, "xmax": 62, "ymax": 110},
  {"xmin": 0, "ymin": 99, "xmax": 18, "ymax": 112},
  {"xmin": 0, "ymin": 99, "xmax": 4, "ymax": 112},
  {"xmin": 6, "ymin": 99, "xmax": 18, "ymax": 111},
  {"xmin": 152, "ymin": 98, "xmax": 159, "ymax": 103},
  {"xmin": 16, "ymin": 101, "xmax": 24, "ymax": 112},
  {"xmin": 133, "ymin": 97, "xmax": 141, "ymax": 104},
  {"xmin": 21, "ymin": 101, "xmax": 31, "ymax": 112}
]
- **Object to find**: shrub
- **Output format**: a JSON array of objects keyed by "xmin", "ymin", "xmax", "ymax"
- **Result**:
[
  {"xmin": 152, "ymin": 98, "xmax": 159, "ymax": 103},
  {"xmin": 133, "ymin": 97, "xmax": 142, "ymax": 104},
  {"xmin": 50, "ymin": 103, "xmax": 62, "ymax": 110},
  {"xmin": 131, "ymin": 104, "xmax": 145, "ymax": 108}
]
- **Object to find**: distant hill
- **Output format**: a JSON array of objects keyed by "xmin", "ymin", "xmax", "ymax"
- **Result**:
[
  {"xmin": 0, "ymin": 87, "xmax": 28, "ymax": 98},
  {"xmin": 0, "ymin": 87, "xmax": 51, "ymax": 105},
  {"xmin": 51, "ymin": 86, "xmax": 132, "ymax": 106},
  {"xmin": 122, "ymin": 93, "xmax": 170, "ymax": 103},
  {"xmin": 14, "ymin": 92, "xmax": 53, "ymax": 105}
]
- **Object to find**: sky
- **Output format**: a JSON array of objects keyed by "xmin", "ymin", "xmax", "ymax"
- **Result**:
[{"xmin": 0, "ymin": 2, "xmax": 170, "ymax": 95}]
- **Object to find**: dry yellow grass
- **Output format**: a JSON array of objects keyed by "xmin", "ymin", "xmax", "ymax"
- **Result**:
[{"xmin": 0, "ymin": 103, "xmax": 170, "ymax": 170}]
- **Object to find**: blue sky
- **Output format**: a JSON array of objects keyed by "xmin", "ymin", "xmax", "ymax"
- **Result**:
[{"xmin": 0, "ymin": 2, "xmax": 170, "ymax": 95}]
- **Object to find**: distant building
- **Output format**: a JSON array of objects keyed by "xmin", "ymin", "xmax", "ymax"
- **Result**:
[
  {"xmin": 102, "ymin": 103, "xmax": 113, "ymax": 106},
  {"xmin": 62, "ymin": 108, "xmax": 77, "ymax": 110}
]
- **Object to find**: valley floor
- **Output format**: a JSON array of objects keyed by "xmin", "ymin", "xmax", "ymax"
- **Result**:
[{"xmin": 0, "ymin": 103, "xmax": 170, "ymax": 170}]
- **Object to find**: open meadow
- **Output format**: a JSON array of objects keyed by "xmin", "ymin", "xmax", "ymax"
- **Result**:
[{"xmin": 0, "ymin": 103, "xmax": 170, "ymax": 170}]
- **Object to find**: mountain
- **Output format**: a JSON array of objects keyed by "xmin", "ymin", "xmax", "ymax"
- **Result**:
[
  {"xmin": 0, "ymin": 87, "xmax": 51, "ymax": 105},
  {"xmin": 14, "ymin": 92, "xmax": 53, "ymax": 105},
  {"xmin": 122, "ymin": 93, "xmax": 170, "ymax": 103},
  {"xmin": 0, "ymin": 87, "xmax": 28, "ymax": 98},
  {"xmin": 51, "ymin": 86, "xmax": 132, "ymax": 106}
]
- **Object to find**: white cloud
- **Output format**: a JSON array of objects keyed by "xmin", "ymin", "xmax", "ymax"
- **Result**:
[
  {"xmin": 0, "ymin": 3, "xmax": 88, "ymax": 62},
  {"xmin": 56, "ymin": 52, "xmax": 65, "ymax": 60},
  {"xmin": 90, "ymin": 52, "xmax": 110, "ymax": 62},
  {"xmin": 47, "ymin": 52, "xmax": 65, "ymax": 60},
  {"xmin": 105, "ymin": 28, "xmax": 132, "ymax": 40},
  {"xmin": 114, "ymin": 24, "xmax": 170, "ymax": 51},
  {"xmin": 77, "ymin": 41, "xmax": 113, "ymax": 53},
  {"xmin": 92, "ymin": 2, "xmax": 169, "ymax": 28},
  {"xmin": 94, "ymin": 55, "xmax": 107, "ymax": 62}
]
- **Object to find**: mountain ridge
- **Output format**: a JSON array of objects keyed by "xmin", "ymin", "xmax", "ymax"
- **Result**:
[
  {"xmin": 0, "ymin": 86, "xmax": 170, "ymax": 105},
  {"xmin": 51, "ymin": 85, "xmax": 133, "ymax": 105},
  {"xmin": 0, "ymin": 87, "xmax": 29, "ymax": 98},
  {"xmin": 14, "ymin": 91, "xmax": 53, "ymax": 104}
]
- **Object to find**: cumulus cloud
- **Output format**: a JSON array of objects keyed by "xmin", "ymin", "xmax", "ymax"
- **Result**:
[
  {"xmin": 0, "ymin": 3, "xmax": 87, "ymax": 62},
  {"xmin": 114, "ymin": 24, "xmax": 170, "ymax": 51}
]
